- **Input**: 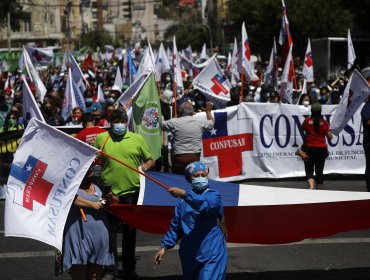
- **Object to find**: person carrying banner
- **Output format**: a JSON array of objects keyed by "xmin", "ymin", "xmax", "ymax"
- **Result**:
[
  {"xmin": 161, "ymin": 101, "xmax": 214, "ymax": 174},
  {"xmin": 360, "ymin": 72, "xmax": 370, "ymax": 191},
  {"xmin": 93, "ymin": 108, "xmax": 154, "ymax": 279},
  {"xmin": 154, "ymin": 161, "xmax": 227, "ymax": 280},
  {"xmin": 301, "ymin": 102, "xmax": 333, "ymax": 189},
  {"xmin": 62, "ymin": 169, "xmax": 115, "ymax": 280}
]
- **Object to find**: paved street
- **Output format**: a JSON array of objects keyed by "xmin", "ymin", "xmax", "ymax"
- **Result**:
[{"xmin": 1, "ymin": 176, "xmax": 370, "ymax": 280}]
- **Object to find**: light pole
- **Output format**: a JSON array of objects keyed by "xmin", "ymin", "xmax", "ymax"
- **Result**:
[
  {"xmin": 7, "ymin": 11, "xmax": 11, "ymax": 53},
  {"xmin": 65, "ymin": 0, "xmax": 72, "ymax": 49}
]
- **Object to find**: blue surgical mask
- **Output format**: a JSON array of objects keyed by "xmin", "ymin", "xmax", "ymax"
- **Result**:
[
  {"xmin": 85, "ymin": 98, "xmax": 93, "ymax": 106},
  {"xmin": 192, "ymin": 177, "xmax": 208, "ymax": 191},
  {"xmin": 113, "ymin": 123, "xmax": 127, "ymax": 135}
]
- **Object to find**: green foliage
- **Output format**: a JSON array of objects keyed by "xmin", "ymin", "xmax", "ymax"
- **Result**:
[
  {"xmin": 228, "ymin": 0, "xmax": 353, "ymax": 59},
  {"xmin": 80, "ymin": 31, "xmax": 113, "ymax": 50},
  {"xmin": 164, "ymin": 24, "xmax": 210, "ymax": 51}
]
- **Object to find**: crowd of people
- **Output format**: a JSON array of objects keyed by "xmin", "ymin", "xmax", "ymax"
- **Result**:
[{"xmin": 1, "ymin": 45, "xmax": 370, "ymax": 280}]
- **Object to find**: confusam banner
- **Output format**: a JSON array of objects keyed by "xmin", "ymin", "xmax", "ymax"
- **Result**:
[
  {"xmin": 5, "ymin": 118, "xmax": 98, "ymax": 250},
  {"xmin": 198, "ymin": 103, "xmax": 365, "ymax": 182}
]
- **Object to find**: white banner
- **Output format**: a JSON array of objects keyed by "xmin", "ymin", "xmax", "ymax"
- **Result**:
[
  {"xmin": 198, "ymin": 103, "xmax": 365, "ymax": 182},
  {"xmin": 5, "ymin": 118, "xmax": 98, "ymax": 250}
]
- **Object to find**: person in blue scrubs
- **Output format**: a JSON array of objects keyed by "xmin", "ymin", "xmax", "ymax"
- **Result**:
[{"xmin": 154, "ymin": 161, "xmax": 227, "ymax": 279}]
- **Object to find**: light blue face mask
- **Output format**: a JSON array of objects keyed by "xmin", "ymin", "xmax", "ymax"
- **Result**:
[
  {"xmin": 113, "ymin": 123, "xmax": 127, "ymax": 135},
  {"xmin": 192, "ymin": 177, "xmax": 208, "ymax": 191}
]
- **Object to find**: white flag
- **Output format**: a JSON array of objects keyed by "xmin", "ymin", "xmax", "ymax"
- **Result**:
[
  {"xmin": 264, "ymin": 38, "xmax": 278, "ymax": 90},
  {"xmin": 302, "ymin": 38, "xmax": 314, "ymax": 82},
  {"xmin": 156, "ymin": 43, "xmax": 171, "ymax": 81},
  {"xmin": 117, "ymin": 71, "xmax": 151, "ymax": 110},
  {"xmin": 331, "ymin": 70, "xmax": 370, "ymax": 135},
  {"xmin": 0, "ymin": 59, "xmax": 9, "ymax": 73},
  {"xmin": 280, "ymin": 44, "xmax": 294, "ymax": 104},
  {"xmin": 24, "ymin": 46, "xmax": 54, "ymax": 67},
  {"xmin": 230, "ymin": 37, "xmax": 240, "ymax": 84},
  {"xmin": 135, "ymin": 47, "xmax": 156, "ymax": 81},
  {"xmin": 347, "ymin": 29, "xmax": 356, "ymax": 70},
  {"xmin": 61, "ymin": 68, "xmax": 84, "ymax": 120},
  {"xmin": 296, "ymin": 79, "xmax": 307, "ymax": 105},
  {"xmin": 240, "ymin": 22, "xmax": 259, "ymax": 81},
  {"xmin": 200, "ymin": 43, "xmax": 208, "ymax": 60},
  {"xmin": 113, "ymin": 66, "xmax": 123, "ymax": 92},
  {"xmin": 97, "ymin": 83, "xmax": 105, "ymax": 104},
  {"xmin": 19, "ymin": 48, "xmax": 47, "ymax": 102},
  {"xmin": 173, "ymin": 36, "xmax": 184, "ymax": 89},
  {"xmin": 193, "ymin": 56, "xmax": 231, "ymax": 108},
  {"xmin": 5, "ymin": 118, "xmax": 98, "ymax": 250},
  {"xmin": 69, "ymin": 53, "xmax": 88, "ymax": 92},
  {"xmin": 61, "ymin": 52, "xmax": 69, "ymax": 72},
  {"xmin": 22, "ymin": 80, "xmax": 45, "ymax": 124}
]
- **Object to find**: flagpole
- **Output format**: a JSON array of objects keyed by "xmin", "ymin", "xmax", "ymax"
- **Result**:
[
  {"xmin": 173, "ymin": 82, "xmax": 177, "ymax": 117},
  {"xmin": 80, "ymin": 208, "xmax": 87, "ymax": 222},
  {"xmin": 240, "ymin": 67, "xmax": 244, "ymax": 102},
  {"xmin": 100, "ymin": 151, "xmax": 170, "ymax": 190}
]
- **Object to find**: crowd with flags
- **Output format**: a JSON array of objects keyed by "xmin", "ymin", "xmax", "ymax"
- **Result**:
[{"xmin": 2, "ymin": 1, "xmax": 370, "ymax": 278}]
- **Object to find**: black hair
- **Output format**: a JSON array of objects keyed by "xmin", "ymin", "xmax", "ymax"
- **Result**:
[
  {"xmin": 81, "ymin": 112, "xmax": 95, "ymax": 124},
  {"xmin": 110, "ymin": 108, "xmax": 128, "ymax": 123}
]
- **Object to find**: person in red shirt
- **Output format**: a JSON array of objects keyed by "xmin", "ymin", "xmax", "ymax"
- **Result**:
[
  {"xmin": 301, "ymin": 102, "xmax": 333, "ymax": 190},
  {"xmin": 76, "ymin": 113, "xmax": 106, "ymax": 145}
]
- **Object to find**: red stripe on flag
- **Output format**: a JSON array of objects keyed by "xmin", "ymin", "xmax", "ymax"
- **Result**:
[{"xmin": 109, "ymin": 199, "xmax": 370, "ymax": 244}]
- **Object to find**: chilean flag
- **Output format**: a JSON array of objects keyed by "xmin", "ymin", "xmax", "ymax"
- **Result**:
[
  {"xmin": 278, "ymin": 0, "xmax": 293, "ymax": 67},
  {"xmin": 202, "ymin": 111, "xmax": 253, "ymax": 178},
  {"xmin": 193, "ymin": 56, "xmax": 231, "ymax": 108},
  {"xmin": 109, "ymin": 171, "xmax": 370, "ymax": 244}
]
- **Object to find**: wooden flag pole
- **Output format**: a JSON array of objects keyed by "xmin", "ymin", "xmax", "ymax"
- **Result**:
[{"xmin": 100, "ymin": 151, "xmax": 170, "ymax": 190}]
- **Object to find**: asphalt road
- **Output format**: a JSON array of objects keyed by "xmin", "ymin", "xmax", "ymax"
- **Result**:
[{"xmin": 1, "ymin": 176, "xmax": 370, "ymax": 280}]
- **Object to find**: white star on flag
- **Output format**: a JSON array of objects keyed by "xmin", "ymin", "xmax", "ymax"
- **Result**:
[{"xmin": 210, "ymin": 128, "xmax": 217, "ymax": 135}]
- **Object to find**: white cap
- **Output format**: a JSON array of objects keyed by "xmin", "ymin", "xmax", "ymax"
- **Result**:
[{"xmin": 111, "ymin": 85, "xmax": 121, "ymax": 91}]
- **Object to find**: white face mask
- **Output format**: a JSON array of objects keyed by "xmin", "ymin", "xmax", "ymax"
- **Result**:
[{"xmin": 302, "ymin": 100, "xmax": 310, "ymax": 106}]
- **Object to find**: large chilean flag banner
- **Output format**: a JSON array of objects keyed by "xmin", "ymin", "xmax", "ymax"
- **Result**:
[
  {"xmin": 109, "ymin": 171, "xmax": 370, "ymax": 244},
  {"xmin": 195, "ymin": 103, "xmax": 365, "ymax": 182}
]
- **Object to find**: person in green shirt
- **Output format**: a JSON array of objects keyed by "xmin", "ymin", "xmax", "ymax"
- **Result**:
[{"xmin": 93, "ymin": 107, "xmax": 154, "ymax": 279}]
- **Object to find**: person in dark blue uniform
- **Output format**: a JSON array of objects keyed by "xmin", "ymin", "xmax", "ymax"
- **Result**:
[{"xmin": 154, "ymin": 161, "xmax": 227, "ymax": 280}]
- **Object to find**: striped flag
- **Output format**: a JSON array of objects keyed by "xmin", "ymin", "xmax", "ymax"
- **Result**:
[
  {"xmin": 278, "ymin": 0, "xmax": 293, "ymax": 67},
  {"xmin": 109, "ymin": 171, "xmax": 370, "ymax": 244}
]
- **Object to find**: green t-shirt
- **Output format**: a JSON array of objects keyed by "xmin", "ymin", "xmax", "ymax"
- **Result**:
[{"xmin": 94, "ymin": 131, "xmax": 152, "ymax": 196}]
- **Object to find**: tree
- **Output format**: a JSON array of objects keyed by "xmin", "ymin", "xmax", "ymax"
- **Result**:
[
  {"xmin": 80, "ymin": 31, "xmax": 113, "ymax": 50},
  {"xmin": 164, "ymin": 24, "xmax": 210, "ymax": 51},
  {"xmin": 228, "ymin": 0, "xmax": 352, "ymax": 60}
]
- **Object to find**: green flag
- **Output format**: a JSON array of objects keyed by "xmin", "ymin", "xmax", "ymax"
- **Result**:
[{"xmin": 132, "ymin": 73, "xmax": 162, "ymax": 160}]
